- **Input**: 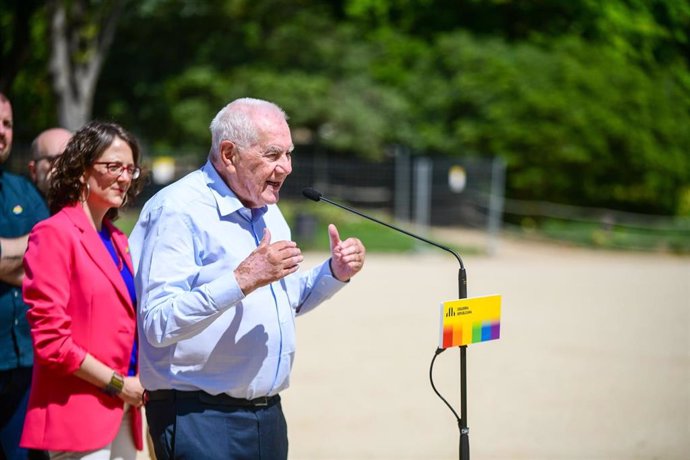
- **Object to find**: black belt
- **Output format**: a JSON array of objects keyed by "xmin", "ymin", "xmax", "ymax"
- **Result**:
[{"xmin": 144, "ymin": 389, "xmax": 279, "ymax": 408}]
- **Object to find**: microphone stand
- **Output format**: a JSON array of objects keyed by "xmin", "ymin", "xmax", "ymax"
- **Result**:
[{"xmin": 303, "ymin": 189, "xmax": 470, "ymax": 459}]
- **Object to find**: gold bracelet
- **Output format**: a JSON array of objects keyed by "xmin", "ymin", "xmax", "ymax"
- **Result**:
[{"xmin": 103, "ymin": 371, "xmax": 125, "ymax": 396}]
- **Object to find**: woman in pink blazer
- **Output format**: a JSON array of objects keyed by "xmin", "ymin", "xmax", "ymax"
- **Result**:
[{"xmin": 21, "ymin": 121, "xmax": 145, "ymax": 458}]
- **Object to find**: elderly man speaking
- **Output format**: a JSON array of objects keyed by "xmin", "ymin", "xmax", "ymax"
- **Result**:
[{"xmin": 130, "ymin": 97, "xmax": 366, "ymax": 460}]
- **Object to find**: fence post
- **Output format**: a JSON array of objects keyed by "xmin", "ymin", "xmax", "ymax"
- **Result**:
[
  {"xmin": 487, "ymin": 156, "xmax": 506, "ymax": 256},
  {"xmin": 395, "ymin": 146, "xmax": 411, "ymax": 223},
  {"xmin": 414, "ymin": 157, "xmax": 432, "ymax": 240}
]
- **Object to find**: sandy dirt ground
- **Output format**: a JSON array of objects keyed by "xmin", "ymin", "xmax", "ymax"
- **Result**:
[
  {"xmin": 278, "ymin": 231, "xmax": 689, "ymax": 460},
  {"xmin": 136, "ymin": 231, "xmax": 689, "ymax": 460}
]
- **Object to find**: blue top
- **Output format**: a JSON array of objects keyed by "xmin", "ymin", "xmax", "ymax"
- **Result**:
[
  {"xmin": 129, "ymin": 161, "xmax": 346, "ymax": 399},
  {"xmin": 98, "ymin": 226, "xmax": 138, "ymax": 376},
  {"xmin": 0, "ymin": 170, "xmax": 49, "ymax": 370}
]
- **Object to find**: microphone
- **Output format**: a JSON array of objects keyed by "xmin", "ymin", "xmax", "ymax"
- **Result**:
[
  {"xmin": 303, "ymin": 186, "xmax": 473, "ymax": 459},
  {"xmin": 302, "ymin": 187, "xmax": 322, "ymax": 202},
  {"xmin": 301, "ymin": 187, "xmax": 467, "ymax": 298}
]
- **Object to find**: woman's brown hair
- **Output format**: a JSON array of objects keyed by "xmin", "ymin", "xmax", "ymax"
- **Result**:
[{"xmin": 48, "ymin": 121, "xmax": 144, "ymax": 220}]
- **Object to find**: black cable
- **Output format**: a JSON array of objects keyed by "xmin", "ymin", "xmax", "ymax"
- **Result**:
[{"xmin": 429, "ymin": 347, "xmax": 463, "ymax": 459}]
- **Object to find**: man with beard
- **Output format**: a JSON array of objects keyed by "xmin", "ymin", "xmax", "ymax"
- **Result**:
[{"xmin": 0, "ymin": 92, "xmax": 50, "ymax": 460}]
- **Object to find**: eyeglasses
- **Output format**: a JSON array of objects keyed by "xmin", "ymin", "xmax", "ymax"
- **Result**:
[{"xmin": 93, "ymin": 162, "xmax": 141, "ymax": 179}]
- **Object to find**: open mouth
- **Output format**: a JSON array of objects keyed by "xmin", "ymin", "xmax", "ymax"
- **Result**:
[{"xmin": 266, "ymin": 180, "xmax": 281, "ymax": 189}]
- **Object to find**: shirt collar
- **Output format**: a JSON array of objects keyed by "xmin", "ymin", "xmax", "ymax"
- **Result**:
[{"xmin": 202, "ymin": 160, "xmax": 268, "ymax": 221}]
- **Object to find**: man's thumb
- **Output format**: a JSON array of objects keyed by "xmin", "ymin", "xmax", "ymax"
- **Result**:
[{"xmin": 328, "ymin": 224, "xmax": 340, "ymax": 249}]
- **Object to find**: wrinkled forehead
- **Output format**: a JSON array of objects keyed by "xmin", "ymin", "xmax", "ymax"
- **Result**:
[{"xmin": 254, "ymin": 113, "xmax": 292, "ymax": 146}]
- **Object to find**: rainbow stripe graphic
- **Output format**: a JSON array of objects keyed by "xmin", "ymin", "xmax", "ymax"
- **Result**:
[{"xmin": 439, "ymin": 295, "xmax": 501, "ymax": 349}]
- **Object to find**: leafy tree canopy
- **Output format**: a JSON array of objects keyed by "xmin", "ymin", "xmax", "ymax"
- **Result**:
[{"xmin": 3, "ymin": 0, "xmax": 690, "ymax": 214}]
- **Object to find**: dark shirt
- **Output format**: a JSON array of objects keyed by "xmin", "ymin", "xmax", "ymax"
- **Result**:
[{"xmin": 0, "ymin": 169, "xmax": 49, "ymax": 370}]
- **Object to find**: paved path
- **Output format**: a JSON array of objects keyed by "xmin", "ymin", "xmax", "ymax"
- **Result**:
[{"xmin": 282, "ymin": 234, "xmax": 690, "ymax": 459}]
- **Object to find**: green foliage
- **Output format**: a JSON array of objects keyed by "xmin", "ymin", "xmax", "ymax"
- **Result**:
[
  {"xmin": 403, "ymin": 32, "xmax": 690, "ymax": 214},
  {"xmin": 5, "ymin": 0, "xmax": 690, "ymax": 217},
  {"xmin": 0, "ymin": 1, "xmax": 55, "ymax": 139},
  {"xmin": 101, "ymin": 6, "xmax": 413, "ymax": 159}
]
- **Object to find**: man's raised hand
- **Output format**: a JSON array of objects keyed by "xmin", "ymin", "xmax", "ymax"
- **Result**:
[
  {"xmin": 328, "ymin": 224, "xmax": 365, "ymax": 282},
  {"xmin": 234, "ymin": 228, "xmax": 303, "ymax": 295}
]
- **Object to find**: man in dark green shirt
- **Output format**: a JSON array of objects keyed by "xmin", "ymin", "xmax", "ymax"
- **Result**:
[{"xmin": 0, "ymin": 92, "xmax": 49, "ymax": 460}]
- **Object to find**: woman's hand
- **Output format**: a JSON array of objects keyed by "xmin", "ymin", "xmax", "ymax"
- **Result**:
[{"xmin": 119, "ymin": 375, "xmax": 145, "ymax": 407}]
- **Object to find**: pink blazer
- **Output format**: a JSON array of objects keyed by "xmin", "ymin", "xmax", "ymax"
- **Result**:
[{"xmin": 21, "ymin": 204, "xmax": 143, "ymax": 452}]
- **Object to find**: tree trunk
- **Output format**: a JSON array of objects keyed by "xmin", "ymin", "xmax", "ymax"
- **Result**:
[{"xmin": 48, "ymin": 0, "xmax": 123, "ymax": 130}]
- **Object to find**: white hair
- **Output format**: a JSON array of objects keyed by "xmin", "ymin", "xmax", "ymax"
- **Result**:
[{"xmin": 209, "ymin": 98, "xmax": 288, "ymax": 157}]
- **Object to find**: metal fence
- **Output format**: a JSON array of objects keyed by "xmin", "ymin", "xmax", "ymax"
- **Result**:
[
  {"xmin": 142, "ymin": 149, "xmax": 506, "ymax": 229},
  {"xmin": 141, "ymin": 151, "xmax": 688, "ymax": 253},
  {"xmin": 281, "ymin": 150, "xmax": 506, "ymax": 230},
  {"xmin": 9, "ymin": 139, "xmax": 684, "ymax": 253}
]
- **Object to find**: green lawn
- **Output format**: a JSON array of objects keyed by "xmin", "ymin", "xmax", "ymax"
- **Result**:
[
  {"xmin": 510, "ymin": 216, "xmax": 690, "ymax": 254},
  {"xmin": 115, "ymin": 201, "xmax": 474, "ymax": 254},
  {"xmin": 117, "ymin": 202, "xmax": 689, "ymax": 254}
]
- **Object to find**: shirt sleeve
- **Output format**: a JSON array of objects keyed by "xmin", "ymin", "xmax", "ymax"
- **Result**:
[
  {"xmin": 131, "ymin": 203, "xmax": 245, "ymax": 348},
  {"xmin": 23, "ymin": 220, "xmax": 87, "ymax": 375},
  {"xmin": 290, "ymin": 258, "xmax": 348, "ymax": 316}
]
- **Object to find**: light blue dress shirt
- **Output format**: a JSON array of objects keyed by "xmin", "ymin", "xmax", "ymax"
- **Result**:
[{"xmin": 129, "ymin": 161, "xmax": 346, "ymax": 399}]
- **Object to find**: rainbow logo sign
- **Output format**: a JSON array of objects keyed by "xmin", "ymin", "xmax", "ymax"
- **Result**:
[{"xmin": 439, "ymin": 295, "xmax": 501, "ymax": 349}]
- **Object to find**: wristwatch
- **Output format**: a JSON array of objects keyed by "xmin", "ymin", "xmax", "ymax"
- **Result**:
[{"xmin": 103, "ymin": 371, "xmax": 125, "ymax": 396}]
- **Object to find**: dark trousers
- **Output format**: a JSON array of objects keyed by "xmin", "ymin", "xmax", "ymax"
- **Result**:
[
  {"xmin": 146, "ymin": 391, "xmax": 288, "ymax": 460},
  {"xmin": 0, "ymin": 368, "xmax": 48, "ymax": 460},
  {"xmin": 0, "ymin": 367, "xmax": 31, "ymax": 460}
]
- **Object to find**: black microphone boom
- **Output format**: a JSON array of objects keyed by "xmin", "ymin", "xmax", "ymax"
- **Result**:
[
  {"xmin": 301, "ymin": 187, "xmax": 467, "ymax": 298},
  {"xmin": 302, "ymin": 186, "xmax": 471, "ymax": 460}
]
